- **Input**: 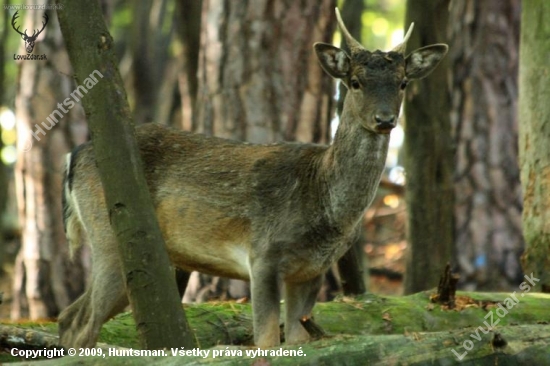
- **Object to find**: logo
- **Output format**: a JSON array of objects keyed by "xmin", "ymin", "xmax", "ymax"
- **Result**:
[{"xmin": 11, "ymin": 10, "xmax": 48, "ymax": 54}]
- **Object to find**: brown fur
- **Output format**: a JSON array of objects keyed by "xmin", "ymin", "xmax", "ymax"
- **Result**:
[{"xmin": 59, "ymin": 17, "xmax": 448, "ymax": 349}]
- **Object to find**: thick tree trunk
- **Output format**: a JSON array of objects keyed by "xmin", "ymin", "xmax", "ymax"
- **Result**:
[
  {"xmin": 449, "ymin": 0, "xmax": 523, "ymax": 291},
  {"xmin": 56, "ymin": 0, "xmax": 194, "ymax": 349},
  {"xmin": 403, "ymin": 0, "xmax": 454, "ymax": 294},
  {"xmin": 11, "ymin": 0, "xmax": 87, "ymax": 320},
  {"xmin": 195, "ymin": 0, "xmax": 335, "ymax": 143},
  {"xmin": 518, "ymin": 0, "xmax": 550, "ymax": 292}
]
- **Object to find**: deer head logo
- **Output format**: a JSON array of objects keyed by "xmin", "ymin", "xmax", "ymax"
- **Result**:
[{"xmin": 12, "ymin": 11, "xmax": 49, "ymax": 54}]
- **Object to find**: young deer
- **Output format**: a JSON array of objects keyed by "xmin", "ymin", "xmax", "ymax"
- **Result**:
[{"xmin": 59, "ymin": 9, "xmax": 448, "ymax": 349}]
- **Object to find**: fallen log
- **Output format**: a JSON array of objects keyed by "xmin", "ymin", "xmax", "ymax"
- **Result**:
[
  {"xmin": 1, "ymin": 291, "xmax": 549, "ymax": 364},
  {"xmin": 4, "ymin": 324, "xmax": 550, "ymax": 365},
  {"xmin": 0, "ymin": 325, "xmax": 126, "ymax": 352},
  {"xmin": 177, "ymin": 290, "xmax": 549, "ymax": 348}
]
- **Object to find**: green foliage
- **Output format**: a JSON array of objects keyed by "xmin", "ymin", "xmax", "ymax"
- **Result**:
[
  {"xmin": 110, "ymin": 4, "xmax": 132, "ymax": 37},
  {"xmin": 339, "ymin": 0, "xmax": 406, "ymax": 50},
  {"xmin": 361, "ymin": 0, "xmax": 405, "ymax": 51}
]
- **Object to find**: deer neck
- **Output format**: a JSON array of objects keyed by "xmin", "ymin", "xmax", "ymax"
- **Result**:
[{"xmin": 320, "ymin": 103, "xmax": 390, "ymax": 228}]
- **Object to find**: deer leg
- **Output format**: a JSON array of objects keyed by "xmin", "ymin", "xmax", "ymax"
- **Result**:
[
  {"xmin": 65, "ymin": 268, "xmax": 128, "ymax": 348},
  {"xmin": 250, "ymin": 259, "xmax": 281, "ymax": 348},
  {"xmin": 59, "ymin": 288, "xmax": 92, "ymax": 347},
  {"xmin": 59, "ymin": 236, "xmax": 128, "ymax": 348},
  {"xmin": 284, "ymin": 275, "xmax": 323, "ymax": 344}
]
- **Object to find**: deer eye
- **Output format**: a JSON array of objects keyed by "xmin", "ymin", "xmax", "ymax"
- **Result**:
[
  {"xmin": 400, "ymin": 79, "xmax": 409, "ymax": 90},
  {"xmin": 350, "ymin": 79, "xmax": 361, "ymax": 90}
]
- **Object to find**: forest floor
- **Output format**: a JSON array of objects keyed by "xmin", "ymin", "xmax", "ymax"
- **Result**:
[{"xmin": 2, "ymin": 291, "xmax": 550, "ymax": 364}]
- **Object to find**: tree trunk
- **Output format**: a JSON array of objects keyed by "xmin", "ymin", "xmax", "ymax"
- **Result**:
[
  {"xmin": 519, "ymin": 0, "xmax": 550, "ymax": 292},
  {"xmin": 56, "ymin": 0, "xmax": 194, "ymax": 349},
  {"xmin": 195, "ymin": 0, "xmax": 335, "ymax": 143},
  {"xmin": 403, "ymin": 0, "xmax": 454, "ymax": 294},
  {"xmin": 0, "ymin": 0, "xmax": 9, "ymax": 274},
  {"xmin": 130, "ymin": 1, "xmax": 156, "ymax": 125},
  {"xmin": 174, "ymin": 0, "xmax": 202, "ymax": 131},
  {"xmin": 11, "ymin": 0, "xmax": 87, "ymax": 320},
  {"xmin": 171, "ymin": 0, "xmax": 203, "ymax": 297},
  {"xmin": 449, "ymin": 0, "xmax": 523, "ymax": 291},
  {"xmin": 130, "ymin": 0, "xmax": 172, "ymax": 125}
]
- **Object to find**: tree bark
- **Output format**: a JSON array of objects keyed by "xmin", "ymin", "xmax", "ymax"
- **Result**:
[
  {"xmin": 0, "ymin": 0, "xmax": 9, "ymax": 274},
  {"xmin": 195, "ymin": 0, "xmax": 335, "ymax": 143},
  {"xmin": 56, "ymin": 0, "xmax": 194, "ymax": 349},
  {"xmin": 403, "ymin": 0, "xmax": 454, "ymax": 294},
  {"xmin": 174, "ymin": 0, "xmax": 202, "ymax": 131},
  {"xmin": 449, "ymin": 0, "xmax": 523, "ymax": 291},
  {"xmin": 172, "ymin": 0, "xmax": 203, "ymax": 296},
  {"xmin": 519, "ymin": 0, "xmax": 550, "ymax": 292},
  {"xmin": 130, "ymin": 0, "xmax": 172, "ymax": 125},
  {"xmin": 11, "ymin": 0, "xmax": 87, "ymax": 320}
]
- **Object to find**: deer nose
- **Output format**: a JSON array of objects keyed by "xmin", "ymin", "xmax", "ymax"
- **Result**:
[{"xmin": 374, "ymin": 114, "xmax": 396, "ymax": 129}]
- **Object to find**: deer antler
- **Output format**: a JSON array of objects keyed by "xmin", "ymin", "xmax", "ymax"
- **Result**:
[
  {"xmin": 11, "ymin": 11, "xmax": 28, "ymax": 39},
  {"xmin": 32, "ymin": 12, "xmax": 49, "ymax": 39},
  {"xmin": 335, "ymin": 8, "xmax": 364, "ymax": 54},
  {"xmin": 392, "ymin": 23, "xmax": 414, "ymax": 54},
  {"xmin": 11, "ymin": 11, "xmax": 48, "ymax": 40}
]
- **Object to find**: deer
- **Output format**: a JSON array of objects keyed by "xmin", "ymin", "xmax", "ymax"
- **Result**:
[
  {"xmin": 58, "ymin": 8, "xmax": 448, "ymax": 349},
  {"xmin": 11, "ymin": 11, "xmax": 49, "ymax": 54}
]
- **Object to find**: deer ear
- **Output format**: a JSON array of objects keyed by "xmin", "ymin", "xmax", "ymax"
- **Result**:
[
  {"xmin": 405, "ymin": 44, "xmax": 448, "ymax": 80},
  {"xmin": 314, "ymin": 43, "xmax": 350, "ymax": 79}
]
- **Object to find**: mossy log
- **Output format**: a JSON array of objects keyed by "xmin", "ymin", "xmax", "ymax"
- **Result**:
[{"xmin": 2, "ymin": 291, "xmax": 550, "ymax": 365}]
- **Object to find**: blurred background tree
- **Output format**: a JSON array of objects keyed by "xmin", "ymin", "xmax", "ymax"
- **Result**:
[
  {"xmin": 449, "ymin": 0, "xmax": 523, "ymax": 291},
  {"xmin": 0, "ymin": 1, "xmax": 9, "ymax": 278},
  {"xmin": 0, "ymin": 0, "xmax": 541, "ymax": 321},
  {"xmin": 10, "ymin": 0, "xmax": 88, "ymax": 319}
]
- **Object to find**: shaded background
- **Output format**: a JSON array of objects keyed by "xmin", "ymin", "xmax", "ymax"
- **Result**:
[{"xmin": 0, "ymin": 0, "xmax": 528, "ymax": 321}]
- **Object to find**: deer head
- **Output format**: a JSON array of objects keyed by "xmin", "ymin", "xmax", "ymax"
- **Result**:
[
  {"xmin": 12, "ymin": 11, "xmax": 49, "ymax": 54},
  {"xmin": 314, "ymin": 9, "xmax": 448, "ymax": 134}
]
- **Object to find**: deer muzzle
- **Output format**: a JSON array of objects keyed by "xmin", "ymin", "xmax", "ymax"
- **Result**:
[{"xmin": 374, "ymin": 113, "xmax": 396, "ymax": 133}]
